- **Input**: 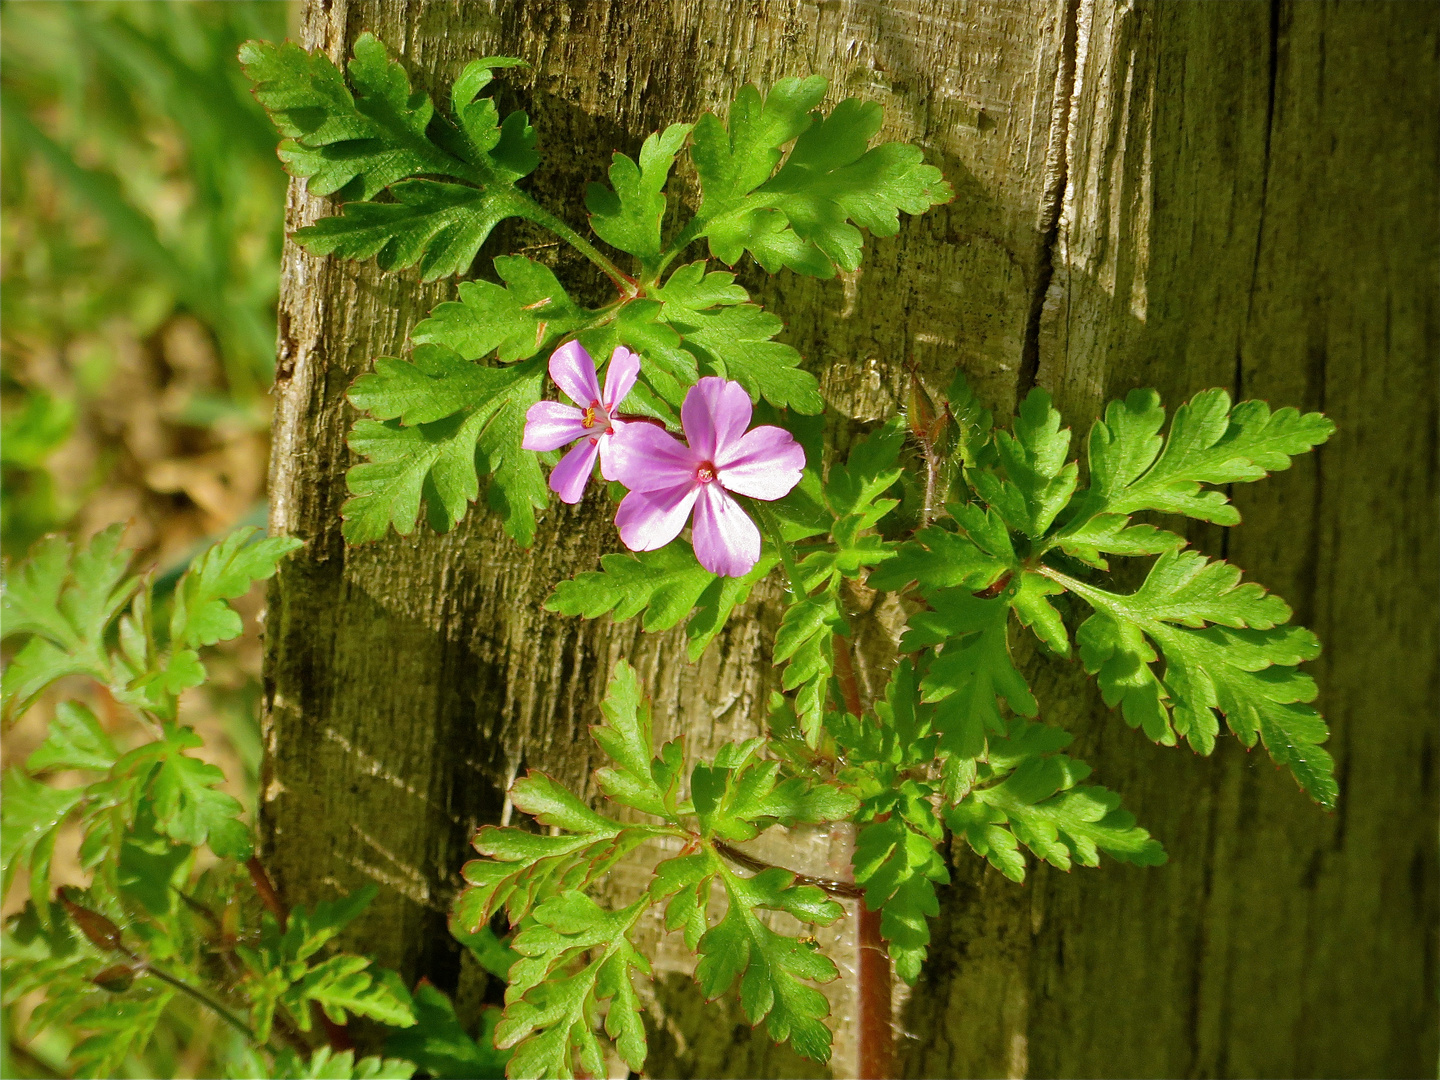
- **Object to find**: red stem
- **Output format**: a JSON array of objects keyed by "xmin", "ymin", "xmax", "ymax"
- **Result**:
[
  {"xmin": 858, "ymin": 903, "xmax": 895, "ymax": 1079},
  {"xmin": 831, "ymin": 638, "xmax": 894, "ymax": 1078},
  {"xmin": 246, "ymin": 856, "xmax": 287, "ymax": 929}
]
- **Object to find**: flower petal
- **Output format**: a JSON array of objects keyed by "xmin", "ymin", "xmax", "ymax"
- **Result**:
[
  {"xmin": 716, "ymin": 425, "xmax": 806, "ymax": 500},
  {"xmin": 602, "ymin": 346, "xmax": 641, "ymax": 412},
  {"xmin": 550, "ymin": 438, "xmax": 600, "ymax": 504},
  {"xmin": 549, "ymin": 340, "xmax": 603, "ymax": 406},
  {"xmin": 616, "ymin": 481, "xmax": 699, "ymax": 552},
  {"xmin": 523, "ymin": 401, "xmax": 588, "ymax": 451},
  {"xmin": 607, "ymin": 422, "xmax": 698, "ymax": 493},
  {"xmin": 596, "ymin": 420, "xmax": 626, "ymax": 481},
  {"xmin": 681, "ymin": 377, "xmax": 753, "ymax": 462},
  {"xmin": 691, "ymin": 484, "xmax": 761, "ymax": 577}
]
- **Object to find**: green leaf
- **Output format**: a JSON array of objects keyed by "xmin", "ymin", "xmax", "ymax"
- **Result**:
[
  {"xmin": 824, "ymin": 417, "xmax": 905, "ymax": 524},
  {"xmin": 586, "ymin": 123, "xmax": 692, "ymax": 264},
  {"xmin": 1061, "ymin": 549, "xmax": 1335, "ymax": 807},
  {"xmin": 26, "ymin": 701, "xmax": 118, "ymax": 774},
  {"xmin": 1, "ymin": 769, "xmax": 86, "ymax": 903},
  {"xmin": 281, "ymin": 884, "xmax": 380, "ymax": 963},
  {"xmin": 655, "ymin": 279, "xmax": 821, "ymax": 413},
  {"xmin": 449, "ymin": 920, "xmax": 517, "ymax": 980},
  {"xmin": 867, "ymin": 522, "xmax": 1010, "ymax": 594},
  {"xmin": 693, "ymin": 858, "xmax": 842, "ymax": 1063},
  {"xmin": 773, "ymin": 592, "xmax": 847, "ymax": 745},
  {"xmin": 386, "ymin": 982, "xmax": 509, "ymax": 1079},
  {"xmin": 289, "ymin": 954, "xmax": 417, "ymax": 1028},
  {"xmin": 170, "ymin": 528, "xmax": 302, "ymax": 649},
  {"xmin": 411, "ymin": 257, "xmax": 588, "ymax": 364},
  {"xmin": 690, "ymin": 751, "xmax": 858, "ymax": 842},
  {"xmin": 342, "ymin": 357, "xmax": 547, "ymax": 546},
  {"xmin": 496, "ymin": 893, "xmax": 651, "ymax": 1080},
  {"xmin": 1012, "ymin": 571, "xmax": 1069, "ymax": 656},
  {"xmin": 590, "ymin": 661, "xmax": 685, "ymax": 820},
  {"xmin": 1, "ymin": 525, "xmax": 137, "ymax": 715},
  {"xmin": 692, "ymin": 80, "xmax": 950, "ymax": 277},
  {"xmin": 1063, "ymin": 387, "xmax": 1335, "ymax": 536},
  {"xmin": 272, "ymin": 1047, "xmax": 419, "ymax": 1080},
  {"xmin": 545, "ymin": 543, "xmax": 776, "ymax": 661},
  {"xmin": 969, "ymin": 388, "xmax": 1078, "ymax": 538},
  {"xmin": 68, "ymin": 984, "xmax": 174, "ymax": 1079},
  {"xmin": 242, "ymin": 36, "xmax": 536, "ymax": 277},
  {"xmin": 903, "ymin": 590, "xmax": 1036, "ymax": 760},
  {"xmin": 853, "ymin": 811, "xmax": 947, "ymax": 984},
  {"xmin": 950, "ymin": 719, "xmax": 1166, "ymax": 880},
  {"xmin": 113, "ymin": 724, "xmax": 251, "ymax": 858},
  {"xmin": 458, "ymin": 773, "xmax": 651, "ymax": 929},
  {"xmin": 292, "ymin": 181, "xmax": 518, "ymax": 282}
]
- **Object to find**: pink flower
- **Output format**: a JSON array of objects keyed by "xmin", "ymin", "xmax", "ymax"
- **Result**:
[
  {"xmin": 607, "ymin": 377, "xmax": 805, "ymax": 577},
  {"xmin": 522, "ymin": 341, "xmax": 640, "ymax": 504}
]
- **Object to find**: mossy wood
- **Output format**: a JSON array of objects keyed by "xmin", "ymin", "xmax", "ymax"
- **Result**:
[{"xmin": 262, "ymin": 1, "xmax": 1437, "ymax": 1076}]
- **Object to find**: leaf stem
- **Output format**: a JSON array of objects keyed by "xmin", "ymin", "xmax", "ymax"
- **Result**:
[
  {"xmin": 508, "ymin": 192, "xmax": 638, "ymax": 296},
  {"xmin": 752, "ymin": 501, "xmax": 808, "ymax": 599},
  {"xmin": 653, "ymin": 217, "xmax": 704, "ymax": 280},
  {"xmin": 712, "ymin": 840, "xmax": 864, "ymax": 899},
  {"xmin": 138, "ymin": 963, "xmax": 258, "ymax": 1042}
]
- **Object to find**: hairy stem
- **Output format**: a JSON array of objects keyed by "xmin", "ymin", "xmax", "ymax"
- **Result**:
[
  {"xmin": 138, "ymin": 963, "xmax": 259, "ymax": 1043},
  {"xmin": 713, "ymin": 839, "xmax": 864, "ymax": 899},
  {"xmin": 508, "ymin": 192, "xmax": 637, "ymax": 295},
  {"xmin": 653, "ymin": 217, "xmax": 704, "ymax": 280}
]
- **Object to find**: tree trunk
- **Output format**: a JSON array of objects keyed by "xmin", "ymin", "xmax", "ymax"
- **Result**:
[{"xmin": 261, "ymin": 2, "xmax": 1437, "ymax": 1077}]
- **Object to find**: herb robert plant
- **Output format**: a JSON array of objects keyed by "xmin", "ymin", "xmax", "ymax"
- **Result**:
[{"xmin": 0, "ymin": 33, "xmax": 1337, "ymax": 1080}]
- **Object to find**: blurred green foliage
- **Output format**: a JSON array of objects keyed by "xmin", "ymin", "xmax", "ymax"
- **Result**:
[{"xmin": 1, "ymin": 0, "xmax": 292, "ymax": 557}]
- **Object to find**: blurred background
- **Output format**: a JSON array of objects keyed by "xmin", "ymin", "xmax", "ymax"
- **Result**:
[{"xmin": 2, "ymin": 2, "xmax": 294, "ymax": 1074}]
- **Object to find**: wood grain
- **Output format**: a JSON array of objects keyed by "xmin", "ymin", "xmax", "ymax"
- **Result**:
[{"xmin": 261, "ymin": 2, "xmax": 1437, "ymax": 1075}]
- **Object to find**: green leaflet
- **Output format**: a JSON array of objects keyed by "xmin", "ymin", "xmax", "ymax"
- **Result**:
[
  {"xmin": 586, "ymin": 123, "xmax": 693, "ymax": 265},
  {"xmin": 969, "ymin": 387, "xmax": 1078, "ymax": 539},
  {"xmin": 544, "ymin": 543, "xmax": 778, "ymax": 661},
  {"xmin": 1060, "ymin": 387, "xmax": 1335, "ymax": 538},
  {"xmin": 654, "ymin": 266, "xmax": 822, "ymax": 412},
  {"xmin": 496, "ymin": 893, "xmax": 651, "ymax": 1079},
  {"xmin": 411, "ymin": 257, "xmax": 589, "ymax": 365},
  {"xmin": 692, "ymin": 80, "xmax": 951, "ymax": 277},
  {"xmin": 773, "ymin": 592, "xmax": 847, "ymax": 745},
  {"xmin": 689, "ymin": 858, "xmax": 843, "ymax": 1063},
  {"xmin": 343, "ymin": 357, "xmax": 547, "ymax": 546},
  {"xmin": 947, "ymin": 719, "xmax": 1166, "ymax": 882},
  {"xmin": 169, "ymin": 527, "xmax": 303, "ymax": 649},
  {"xmin": 1057, "ymin": 548, "xmax": 1335, "ymax": 807},
  {"xmin": 386, "ymin": 985, "xmax": 510, "ymax": 1079},
  {"xmin": 1, "ymin": 524, "xmax": 137, "ymax": 717},
  {"xmin": 241, "ymin": 37, "xmax": 537, "ymax": 280},
  {"xmin": 903, "ymin": 589, "xmax": 1036, "ymax": 761}
]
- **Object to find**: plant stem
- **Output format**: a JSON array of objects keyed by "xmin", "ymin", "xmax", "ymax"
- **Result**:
[
  {"xmin": 138, "ymin": 963, "xmax": 258, "ymax": 1042},
  {"xmin": 712, "ymin": 839, "xmax": 864, "ymax": 899},
  {"xmin": 246, "ymin": 856, "xmax": 288, "ymax": 929},
  {"xmin": 653, "ymin": 217, "xmax": 704, "ymax": 280},
  {"xmin": 857, "ymin": 902, "xmax": 895, "ymax": 1079},
  {"xmin": 508, "ymin": 192, "xmax": 637, "ymax": 296},
  {"xmin": 752, "ymin": 501, "xmax": 808, "ymax": 598}
]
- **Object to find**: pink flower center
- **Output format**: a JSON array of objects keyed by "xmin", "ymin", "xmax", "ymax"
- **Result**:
[{"xmin": 696, "ymin": 462, "xmax": 717, "ymax": 484}]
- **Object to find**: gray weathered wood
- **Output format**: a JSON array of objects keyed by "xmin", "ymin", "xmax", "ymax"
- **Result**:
[{"xmin": 262, "ymin": 2, "xmax": 1437, "ymax": 1076}]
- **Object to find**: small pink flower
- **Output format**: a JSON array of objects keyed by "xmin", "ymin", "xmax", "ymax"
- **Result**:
[
  {"xmin": 522, "ymin": 341, "xmax": 640, "ymax": 504},
  {"xmin": 607, "ymin": 377, "xmax": 805, "ymax": 577}
]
